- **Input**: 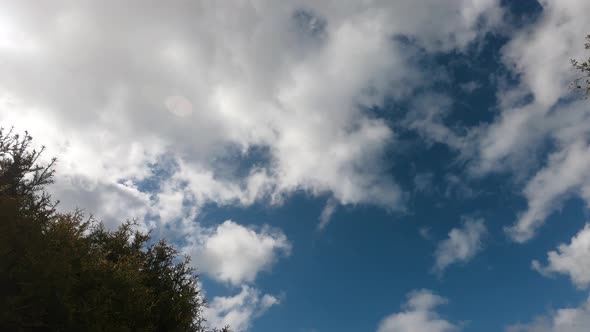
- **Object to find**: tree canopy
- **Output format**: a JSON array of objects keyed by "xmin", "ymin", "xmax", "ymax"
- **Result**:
[
  {"xmin": 572, "ymin": 34, "xmax": 590, "ymax": 96},
  {"xmin": 0, "ymin": 128, "xmax": 229, "ymax": 332}
]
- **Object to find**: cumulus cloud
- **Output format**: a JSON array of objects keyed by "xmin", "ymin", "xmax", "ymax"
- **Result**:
[
  {"xmin": 0, "ymin": 0, "xmax": 502, "ymax": 228},
  {"xmin": 433, "ymin": 218, "xmax": 487, "ymax": 274},
  {"xmin": 203, "ymin": 285, "xmax": 280, "ymax": 332},
  {"xmin": 183, "ymin": 221, "xmax": 288, "ymax": 330},
  {"xmin": 377, "ymin": 289, "xmax": 460, "ymax": 332},
  {"xmin": 187, "ymin": 220, "xmax": 290, "ymax": 286},
  {"xmin": 532, "ymin": 223, "xmax": 590, "ymax": 289},
  {"xmin": 506, "ymin": 295, "xmax": 590, "ymax": 332}
]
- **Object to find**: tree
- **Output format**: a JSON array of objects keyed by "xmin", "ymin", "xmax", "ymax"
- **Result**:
[
  {"xmin": 572, "ymin": 34, "xmax": 590, "ymax": 96},
  {"xmin": 0, "ymin": 128, "xmax": 229, "ymax": 332}
]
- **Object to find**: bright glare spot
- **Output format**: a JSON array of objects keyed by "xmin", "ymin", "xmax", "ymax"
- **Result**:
[
  {"xmin": 164, "ymin": 95, "xmax": 193, "ymax": 117},
  {"xmin": 0, "ymin": 15, "xmax": 37, "ymax": 53}
]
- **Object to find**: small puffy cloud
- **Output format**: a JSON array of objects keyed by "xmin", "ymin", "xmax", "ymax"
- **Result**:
[
  {"xmin": 377, "ymin": 289, "xmax": 460, "ymax": 332},
  {"xmin": 532, "ymin": 223, "xmax": 590, "ymax": 289},
  {"xmin": 189, "ymin": 220, "xmax": 291, "ymax": 285},
  {"xmin": 506, "ymin": 295, "xmax": 590, "ymax": 332},
  {"xmin": 203, "ymin": 285, "xmax": 280, "ymax": 332},
  {"xmin": 433, "ymin": 218, "xmax": 487, "ymax": 274}
]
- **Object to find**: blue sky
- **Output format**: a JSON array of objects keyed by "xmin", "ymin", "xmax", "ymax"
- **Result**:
[{"xmin": 2, "ymin": 0, "xmax": 590, "ymax": 331}]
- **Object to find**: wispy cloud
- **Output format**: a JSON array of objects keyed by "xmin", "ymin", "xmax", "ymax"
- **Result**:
[{"xmin": 433, "ymin": 218, "xmax": 487, "ymax": 275}]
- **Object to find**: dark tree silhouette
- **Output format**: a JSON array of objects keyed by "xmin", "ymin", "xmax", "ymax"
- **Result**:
[{"xmin": 0, "ymin": 128, "xmax": 229, "ymax": 332}]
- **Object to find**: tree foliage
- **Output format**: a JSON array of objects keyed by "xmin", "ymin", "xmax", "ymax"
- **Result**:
[
  {"xmin": 572, "ymin": 34, "xmax": 590, "ymax": 96},
  {"xmin": 0, "ymin": 128, "xmax": 229, "ymax": 332}
]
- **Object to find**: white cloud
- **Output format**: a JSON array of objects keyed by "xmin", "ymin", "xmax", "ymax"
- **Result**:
[
  {"xmin": 188, "ymin": 220, "xmax": 291, "ymax": 286},
  {"xmin": 433, "ymin": 218, "xmax": 487, "ymax": 274},
  {"xmin": 507, "ymin": 295, "xmax": 590, "ymax": 332},
  {"xmin": 186, "ymin": 221, "xmax": 288, "ymax": 330},
  {"xmin": 377, "ymin": 289, "xmax": 460, "ymax": 332},
  {"xmin": 473, "ymin": 0, "xmax": 590, "ymax": 242},
  {"xmin": 203, "ymin": 285, "xmax": 280, "ymax": 332},
  {"xmin": 0, "ymin": 0, "xmax": 502, "ymax": 228},
  {"xmin": 532, "ymin": 224, "xmax": 590, "ymax": 289}
]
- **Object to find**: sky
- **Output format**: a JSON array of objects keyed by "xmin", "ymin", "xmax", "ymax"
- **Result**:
[{"xmin": 1, "ymin": 0, "xmax": 590, "ymax": 331}]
